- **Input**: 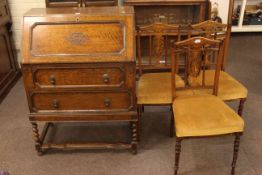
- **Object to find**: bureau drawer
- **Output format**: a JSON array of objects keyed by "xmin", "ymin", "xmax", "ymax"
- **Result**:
[
  {"xmin": 33, "ymin": 67, "xmax": 125, "ymax": 88},
  {"xmin": 0, "ymin": 0, "xmax": 9, "ymax": 24},
  {"xmin": 30, "ymin": 91, "xmax": 134, "ymax": 112}
]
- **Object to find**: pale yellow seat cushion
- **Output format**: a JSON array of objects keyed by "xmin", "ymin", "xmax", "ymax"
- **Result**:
[
  {"xmin": 173, "ymin": 94, "xmax": 244, "ymax": 137},
  {"xmin": 192, "ymin": 70, "xmax": 248, "ymax": 101},
  {"xmin": 137, "ymin": 73, "xmax": 186, "ymax": 105}
]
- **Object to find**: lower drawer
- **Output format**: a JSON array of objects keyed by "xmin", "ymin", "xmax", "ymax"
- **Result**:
[{"xmin": 30, "ymin": 91, "xmax": 134, "ymax": 112}]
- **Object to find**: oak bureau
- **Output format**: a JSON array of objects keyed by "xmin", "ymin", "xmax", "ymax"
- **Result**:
[{"xmin": 21, "ymin": 7, "xmax": 138, "ymax": 155}]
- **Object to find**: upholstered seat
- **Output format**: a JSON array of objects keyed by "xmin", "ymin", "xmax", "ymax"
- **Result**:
[
  {"xmin": 190, "ymin": 70, "xmax": 248, "ymax": 101},
  {"xmin": 137, "ymin": 72, "xmax": 186, "ymax": 104},
  {"xmin": 173, "ymin": 94, "xmax": 244, "ymax": 137}
]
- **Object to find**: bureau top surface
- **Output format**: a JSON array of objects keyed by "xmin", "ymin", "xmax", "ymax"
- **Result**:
[{"xmin": 24, "ymin": 6, "xmax": 134, "ymax": 17}]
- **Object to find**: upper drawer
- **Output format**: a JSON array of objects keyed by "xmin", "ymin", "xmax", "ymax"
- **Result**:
[
  {"xmin": 33, "ymin": 66, "xmax": 125, "ymax": 89},
  {"xmin": 0, "ymin": 0, "xmax": 10, "ymax": 25},
  {"xmin": 21, "ymin": 7, "xmax": 135, "ymax": 64}
]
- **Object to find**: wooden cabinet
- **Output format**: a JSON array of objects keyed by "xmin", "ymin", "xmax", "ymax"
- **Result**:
[
  {"xmin": 124, "ymin": 0, "xmax": 211, "ymax": 26},
  {"xmin": 124, "ymin": 0, "xmax": 211, "ymax": 72},
  {"xmin": 0, "ymin": 0, "xmax": 20, "ymax": 103},
  {"xmin": 45, "ymin": 0, "xmax": 118, "ymax": 7},
  {"xmin": 22, "ymin": 7, "xmax": 137, "ymax": 155}
]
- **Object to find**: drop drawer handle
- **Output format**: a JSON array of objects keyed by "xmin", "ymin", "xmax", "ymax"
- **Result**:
[
  {"xmin": 102, "ymin": 74, "xmax": 110, "ymax": 84},
  {"xmin": 104, "ymin": 98, "xmax": 111, "ymax": 107},
  {"xmin": 49, "ymin": 75, "xmax": 56, "ymax": 85},
  {"xmin": 52, "ymin": 99, "xmax": 59, "ymax": 109}
]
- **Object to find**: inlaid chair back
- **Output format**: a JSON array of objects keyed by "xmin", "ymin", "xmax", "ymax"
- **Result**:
[
  {"xmin": 188, "ymin": 20, "xmax": 227, "ymax": 69},
  {"xmin": 171, "ymin": 37, "xmax": 224, "ymax": 99},
  {"xmin": 188, "ymin": 20, "xmax": 227, "ymax": 39},
  {"xmin": 137, "ymin": 23, "xmax": 181, "ymax": 75}
]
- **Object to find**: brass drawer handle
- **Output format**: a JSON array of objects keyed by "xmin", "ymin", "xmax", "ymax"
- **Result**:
[
  {"xmin": 52, "ymin": 99, "xmax": 59, "ymax": 109},
  {"xmin": 104, "ymin": 98, "xmax": 111, "ymax": 107},
  {"xmin": 49, "ymin": 75, "xmax": 56, "ymax": 85},
  {"xmin": 102, "ymin": 73, "xmax": 110, "ymax": 84}
]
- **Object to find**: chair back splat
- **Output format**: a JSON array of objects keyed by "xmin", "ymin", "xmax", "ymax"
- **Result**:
[
  {"xmin": 188, "ymin": 20, "xmax": 228, "ymax": 69},
  {"xmin": 137, "ymin": 23, "xmax": 181, "ymax": 75},
  {"xmin": 171, "ymin": 37, "xmax": 224, "ymax": 99}
]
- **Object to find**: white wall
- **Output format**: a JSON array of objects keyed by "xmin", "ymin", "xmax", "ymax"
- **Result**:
[
  {"xmin": 9, "ymin": 0, "xmax": 45, "ymax": 49},
  {"xmin": 8, "ymin": 0, "xmax": 45, "ymax": 62},
  {"xmin": 210, "ymin": 0, "xmax": 230, "ymax": 23}
]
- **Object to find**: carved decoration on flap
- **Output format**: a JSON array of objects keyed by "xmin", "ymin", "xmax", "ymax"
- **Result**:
[{"xmin": 65, "ymin": 32, "xmax": 88, "ymax": 45}]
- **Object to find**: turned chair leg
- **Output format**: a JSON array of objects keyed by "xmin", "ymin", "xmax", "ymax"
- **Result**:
[
  {"xmin": 31, "ymin": 122, "xmax": 43, "ymax": 156},
  {"xmin": 170, "ymin": 106, "xmax": 174, "ymax": 137},
  {"xmin": 174, "ymin": 138, "xmax": 182, "ymax": 175},
  {"xmin": 137, "ymin": 105, "xmax": 143, "ymax": 142},
  {"xmin": 231, "ymin": 133, "xmax": 241, "ymax": 175},
  {"xmin": 238, "ymin": 98, "xmax": 246, "ymax": 116},
  {"xmin": 131, "ymin": 121, "xmax": 138, "ymax": 155}
]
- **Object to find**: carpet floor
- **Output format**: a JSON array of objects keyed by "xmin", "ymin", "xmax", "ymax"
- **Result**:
[{"xmin": 0, "ymin": 33, "xmax": 262, "ymax": 175}]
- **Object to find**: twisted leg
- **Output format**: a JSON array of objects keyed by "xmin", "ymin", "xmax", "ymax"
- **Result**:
[
  {"xmin": 231, "ymin": 133, "xmax": 241, "ymax": 175},
  {"xmin": 238, "ymin": 98, "xmax": 246, "ymax": 116},
  {"xmin": 170, "ymin": 105, "xmax": 174, "ymax": 137},
  {"xmin": 31, "ymin": 122, "xmax": 43, "ymax": 156},
  {"xmin": 131, "ymin": 121, "xmax": 138, "ymax": 155},
  {"xmin": 174, "ymin": 138, "xmax": 182, "ymax": 175},
  {"xmin": 137, "ymin": 105, "xmax": 142, "ymax": 142}
]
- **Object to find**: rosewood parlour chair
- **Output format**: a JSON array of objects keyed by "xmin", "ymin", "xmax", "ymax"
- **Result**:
[
  {"xmin": 188, "ymin": 20, "xmax": 248, "ymax": 116},
  {"xmin": 170, "ymin": 37, "xmax": 244, "ymax": 175},
  {"xmin": 136, "ymin": 23, "xmax": 185, "ymax": 138}
]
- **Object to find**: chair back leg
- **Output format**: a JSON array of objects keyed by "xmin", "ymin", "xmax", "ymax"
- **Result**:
[
  {"xmin": 238, "ymin": 98, "xmax": 246, "ymax": 116},
  {"xmin": 170, "ymin": 106, "xmax": 174, "ymax": 137}
]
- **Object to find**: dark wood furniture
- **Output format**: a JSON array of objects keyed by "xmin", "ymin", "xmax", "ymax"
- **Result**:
[
  {"xmin": 124, "ymin": 0, "xmax": 211, "ymax": 71},
  {"xmin": 171, "ymin": 37, "xmax": 244, "ymax": 175},
  {"xmin": 0, "ymin": 0, "xmax": 20, "ymax": 103},
  {"xmin": 124, "ymin": 0, "xmax": 211, "ymax": 26},
  {"xmin": 45, "ymin": 0, "xmax": 118, "ymax": 7},
  {"xmin": 21, "ymin": 7, "xmax": 138, "ymax": 155}
]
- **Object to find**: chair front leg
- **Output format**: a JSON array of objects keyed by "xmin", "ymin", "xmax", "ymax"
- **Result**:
[
  {"xmin": 174, "ymin": 138, "xmax": 182, "ymax": 175},
  {"xmin": 238, "ymin": 98, "xmax": 246, "ymax": 116},
  {"xmin": 231, "ymin": 133, "xmax": 241, "ymax": 175},
  {"xmin": 137, "ymin": 104, "xmax": 143, "ymax": 141}
]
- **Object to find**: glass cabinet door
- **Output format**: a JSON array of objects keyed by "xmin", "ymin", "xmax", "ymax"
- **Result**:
[{"xmin": 46, "ymin": 0, "xmax": 82, "ymax": 7}]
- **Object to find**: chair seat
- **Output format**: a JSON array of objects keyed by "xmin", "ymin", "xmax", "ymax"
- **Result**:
[
  {"xmin": 173, "ymin": 94, "xmax": 244, "ymax": 137},
  {"xmin": 192, "ymin": 70, "xmax": 248, "ymax": 101},
  {"xmin": 137, "ymin": 72, "xmax": 186, "ymax": 105}
]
